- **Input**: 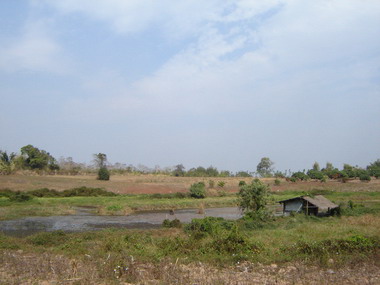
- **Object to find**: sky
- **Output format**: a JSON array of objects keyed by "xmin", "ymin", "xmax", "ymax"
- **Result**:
[{"xmin": 0, "ymin": 0, "xmax": 380, "ymax": 173}]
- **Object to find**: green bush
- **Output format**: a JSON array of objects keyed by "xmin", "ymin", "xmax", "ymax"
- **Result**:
[
  {"xmin": 185, "ymin": 217, "xmax": 234, "ymax": 238},
  {"xmin": 274, "ymin": 179, "xmax": 281, "ymax": 186},
  {"xmin": 238, "ymin": 181, "xmax": 246, "ymax": 187},
  {"xmin": 8, "ymin": 192, "xmax": 33, "ymax": 202},
  {"xmin": 27, "ymin": 231, "xmax": 67, "ymax": 246},
  {"xmin": 359, "ymin": 173, "xmax": 371, "ymax": 182},
  {"xmin": 217, "ymin": 181, "xmax": 226, "ymax": 188},
  {"xmin": 62, "ymin": 187, "xmax": 117, "ymax": 197},
  {"xmin": 28, "ymin": 188, "xmax": 61, "ymax": 197},
  {"xmin": 162, "ymin": 218, "xmax": 182, "ymax": 228},
  {"xmin": 98, "ymin": 167, "xmax": 110, "ymax": 181},
  {"xmin": 291, "ymin": 172, "xmax": 309, "ymax": 181},
  {"xmin": 189, "ymin": 182, "xmax": 206, "ymax": 199}
]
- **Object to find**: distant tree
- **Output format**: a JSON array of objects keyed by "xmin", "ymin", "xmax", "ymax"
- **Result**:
[
  {"xmin": 94, "ymin": 153, "xmax": 110, "ymax": 181},
  {"xmin": 256, "ymin": 157, "xmax": 274, "ymax": 177},
  {"xmin": 367, "ymin": 159, "xmax": 380, "ymax": 178},
  {"xmin": 312, "ymin": 162, "xmax": 320, "ymax": 171},
  {"xmin": 236, "ymin": 171, "xmax": 252, "ymax": 177},
  {"xmin": 173, "ymin": 164, "xmax": 185, "ymax": 177},
  {"xmin": 0, "ymin": 150, "xmax": 16, "ymax": 174},
  {"xmin": 20, "ymin": 145, "xmax": 59, "ymax": 171}
]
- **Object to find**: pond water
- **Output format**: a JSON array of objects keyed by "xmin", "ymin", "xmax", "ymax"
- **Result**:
[{"xmin": 0, "ymin": 207, "xmax": 242, "ymax": 237}]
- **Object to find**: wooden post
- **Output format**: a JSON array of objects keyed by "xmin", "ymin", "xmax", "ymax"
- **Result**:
[{"xmin": 306, "ymin": 200, "xmax": 309, "ymax": 216}]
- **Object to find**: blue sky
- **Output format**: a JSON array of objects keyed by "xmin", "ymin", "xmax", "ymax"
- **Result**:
[{"xmin": 1, "ymin": 0, "xmax": 380, "ymax": 172}]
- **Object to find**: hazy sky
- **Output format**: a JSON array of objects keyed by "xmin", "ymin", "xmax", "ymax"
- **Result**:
[{"xmin": 1, "ymin": 0, "xmax": 379, "ymax": 173}]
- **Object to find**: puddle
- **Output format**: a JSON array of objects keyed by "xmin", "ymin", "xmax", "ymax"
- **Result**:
[{"xmin": 0, "ymin": 207, "xmax": 242, "ymax": 237}]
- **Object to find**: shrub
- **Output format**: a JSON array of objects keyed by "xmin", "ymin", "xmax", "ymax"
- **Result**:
[
  {"xmin": 189, "ymin": 182, "xmax": 206, "ymax": 199},
  {"xmin": 162, "ymin": 219, "xmax": 182, "ymax": 228},
  {"xmin": 238, "ymin": 181, "xmax": 246, "ymax": 187},
  {"xmin": 289, "ymin": 177, "xmax": 297, "ymax": 183},
  {"xmin": 208, "ymin": 180, "xmax": 215, "ymax": 188},
  {"xmin": 28, "ymin": 188, "xmax": 61, "ymax": 197},
  {"xmin": 62, "ymin": 187, "xmax": 117, "ymax": 197},
  {"xmin": 291, "ymin": 172, "xmax": 309, "ymax": 181},
  {"xmin": 27, "ymin": 231, "xmax": 67, "ymax": 246},
  {"xmin": 217, "ymin": 181, "xmax": 226, "ymax": 188},
  {"xmin": 98, "ymin": 167, "xmax": 110, "ymax": 181},
  {"xmin": 185, "ymin": 217, "xmax": 234, "ymax": 238},
  {"xmin": 274, "ymin": 179, "xmax": 281, "ymax": 186},
  {"xmin": 359, "ymin": 173, "xmax": 371, "ymax": 182},
  {"xmin": 8, "ymin": 192, "xmax": 33, "ymax": 202}
]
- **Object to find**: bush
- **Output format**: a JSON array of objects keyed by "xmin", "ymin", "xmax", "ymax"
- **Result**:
[
  {"xmin": 98, "ymin": 167, "xmax": 110, "ymax": 181},
  {"xmin": 289, "ymin": 177, "xmax": 297, "ymax": 183},
  {"xmin": 28, "ymin": 188, "xmax": 61, "ymax": 197},
  {"xmin": 291, "ymin": 172, "xmax": 309, "ymax": 181},
  {"xmin": 185, "ymin": 217, "xmax": 234, "ymax": 238},
  {"xmin": 359, "ymin": 173, "xmax": 371, "ymax": 182},
  {"xmin": 8, "ymin": 192, "xmax": 33, "ymax": 202},
  {"xmin": 238, "ymin": 181, "xmax": 246, "ymax": 187},
  {"xmin": 274, "ymin": 179, "xmax": 281, "ymax": 186},
  {"xmin": 217, "ymin": 181, "xmax": 226, "ymax": 188},
  {"xmin": 208, "ymin": 180, "xmax": 215, "ymax": 188},
  {"xmin": 162, "ymin": 219, "xmax": 182, "ymax": 228},
  {"xmin": 62, "ymin": 187, "xmax": 117, "ymax": 197},
  {"xmin": 189, "ymin": 182, "xmax": 206, "ymax": 199}
]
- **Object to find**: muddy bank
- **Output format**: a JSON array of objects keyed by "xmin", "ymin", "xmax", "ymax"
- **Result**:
[{"xmin": 0, "ymin": 207, "xmax": 242, "ymax": 237}]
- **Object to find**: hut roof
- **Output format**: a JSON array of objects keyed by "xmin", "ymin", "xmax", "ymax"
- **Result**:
[{"xmin": 279, "ymin": 195, "xmax": 339, "ymax": 211}]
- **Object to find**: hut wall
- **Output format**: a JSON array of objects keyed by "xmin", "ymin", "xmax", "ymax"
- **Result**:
[{"xmin": 284, "ymin": 200, "xmax": 303, "ymax": 212}]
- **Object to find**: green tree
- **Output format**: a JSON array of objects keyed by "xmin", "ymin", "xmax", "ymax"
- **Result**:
[
  {"xmin": 94, "ymin": 153, "xmax": 110, "ymax": 181},
  {"xmin": 312, "ymin": 162, "xmax": 320, "ymax": 171},
  {"xmin": 256, "ymin": 157, "xmax": 274, "ymax": 177},
  {"xmin": 0, "ymin": 150, "xmax": 16, "ymax": 174},
  {"xmin": 238, "ymin": 179, "xmax": 269, "ymax": 213},
  {"xmin": 20, "ymin": 145, "xmax": 59, "ymax": 171},
  {"xmin": 172, "ymin": 164, "xmax": 185, "ymax": 177}
]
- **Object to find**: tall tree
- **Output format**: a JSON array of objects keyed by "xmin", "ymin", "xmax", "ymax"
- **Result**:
[{"xmin": 256, "ymin": 157, "xmax": 274, "ymax": 177}]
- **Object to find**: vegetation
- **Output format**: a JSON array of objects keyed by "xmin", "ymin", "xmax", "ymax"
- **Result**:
[
  {"xmin": 189, "ymin": 182, "xmax": 206, "ymax": 199},
  {"xmin": 256, "ymin": 157, "xmax": 274, "ymax": 177}
]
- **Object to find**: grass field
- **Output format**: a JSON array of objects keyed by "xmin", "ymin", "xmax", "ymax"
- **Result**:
[
  {"xmin": 1, "ymin": 174, "xmax": 380, "ymax": 194},
  {"xmin": 0, "ymin": 174, "xmax": 380, "ymax": 284}
]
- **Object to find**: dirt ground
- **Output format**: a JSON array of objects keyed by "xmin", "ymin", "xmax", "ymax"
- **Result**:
[
  {"xmin": 0, "ymin": 174, "xmax": 379, "ymax": 194},
  {"xmin": 0, "ymin": 250, "xmax": 379, "ymax": 285}
]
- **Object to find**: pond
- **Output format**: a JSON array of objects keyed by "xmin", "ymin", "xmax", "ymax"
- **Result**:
[{"xmin": 0, "ymin": 207, "xmax": 242, "ymax": 237}]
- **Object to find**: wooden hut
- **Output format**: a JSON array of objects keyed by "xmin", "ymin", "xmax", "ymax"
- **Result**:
[{"xmin": 278, "ymin": 195, "xmax": 339, "ymax": 216}]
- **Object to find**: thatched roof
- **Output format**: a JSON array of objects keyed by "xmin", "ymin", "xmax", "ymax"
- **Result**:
[{"xmin": 279, "ymin": 195, "xmax": 339, "ymax": 210}]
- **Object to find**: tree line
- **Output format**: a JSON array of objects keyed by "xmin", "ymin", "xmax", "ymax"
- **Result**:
[{"xmin": 1, "ymin": 145, "xmax": 379, "ymax": 181}]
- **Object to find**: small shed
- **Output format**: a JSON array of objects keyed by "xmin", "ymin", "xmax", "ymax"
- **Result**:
[{"xmin": 278, "ymin": 195, "xmax": 339, "ymax": 216}]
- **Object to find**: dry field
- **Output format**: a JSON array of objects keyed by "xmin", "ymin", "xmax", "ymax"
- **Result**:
[{"xmin": 1, "ymin": 174, "xmax": 380, "ymax": 194}]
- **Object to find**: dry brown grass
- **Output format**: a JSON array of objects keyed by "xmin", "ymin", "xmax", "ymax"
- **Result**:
[
  {"xmin": 1, "ymin": 174, "xmax": 379, "ymax": 194},
  {"xmin": 1, "ymin": 250, "xmax": 379, "ymax": 285}
]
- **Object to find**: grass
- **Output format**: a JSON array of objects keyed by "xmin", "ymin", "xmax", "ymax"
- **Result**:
[{"xmin": 0, "ymin": 174, "xmax": 379, "ymax": 283}]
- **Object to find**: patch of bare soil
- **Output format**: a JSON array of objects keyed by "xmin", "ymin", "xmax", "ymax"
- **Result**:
[{"xmin": 1, "ymin": 251, "xmax": 379, "ymax": 284}]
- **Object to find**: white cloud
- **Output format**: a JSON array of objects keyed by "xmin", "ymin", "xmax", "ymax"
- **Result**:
[
  {"xmin": 0, "ymin": 19, "xmax": 68, "ymax": 73},
  {"xmin": 59, "ymin": 0, "xmax": 380, "ymax": 125}
]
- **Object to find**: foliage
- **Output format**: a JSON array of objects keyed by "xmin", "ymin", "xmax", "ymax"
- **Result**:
[
  {"xmin": 208, "ymin": 180, "xmax": 215, "ymax": 188},
  {"xmin": 0, "ymin": 150, "xmax": 17, "ymax": 174},
  {"xmin": 359, "ymin": 173, "xmax": 371, "ymax": 182},
  {"xmin": 189, "ymin": 182, "xmax": 206, "ymax": 199},
  {"xmin": 312, "ymin": 162, "xmax": 320, "ymax": 171},
  {"xmin": 162, "ymin": 219, "xmax": 182, "ymax": 228},
  {"xmin": 256, "ymin": 157, "xmax": 274, "ymax": 177},
  {"xmin": 217, "ymin": 181, "xmax": 225, "ymax": 188},
  {"xmin": 61, "ymin": 187, "xmax": 117, "ymax": 197},
  {"xmin": 274, "ymin": 179, "xmax": 281, "ymax": 186},
  {"xmin": 306, "ymin": 169, "xmax": 324, "ymax": 180},
  {"xmin": 291, "ymin": 171, "xmax": 309, "ymax": 181},
  {"xmin": 98, "ymin": 167, "xmax": 110, "ymax": 181},
  {"xmin": 20, "ymin": 145, "xmax": 59, "ymax": 171},
  {"xmin": 8, "ymin": 192, "xmax": 33, "ymax": 202},
  {"xmin": 238, "ymin": 180, "xmax": 246, "ymax": 187},
  {"xmin": 238, "ymin": 180, "xmax": 269, "ymax": 213},
  {"xmin": 172, "ymin": 164, "xmax": 185, "ymax": 177},
  {"xmin": 185, "ymin": 217, "xmax": 234, "ymax": 238},
  {"xmin": 235, "ymin": 171, "xmax": 252, "ymax": 177}
]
